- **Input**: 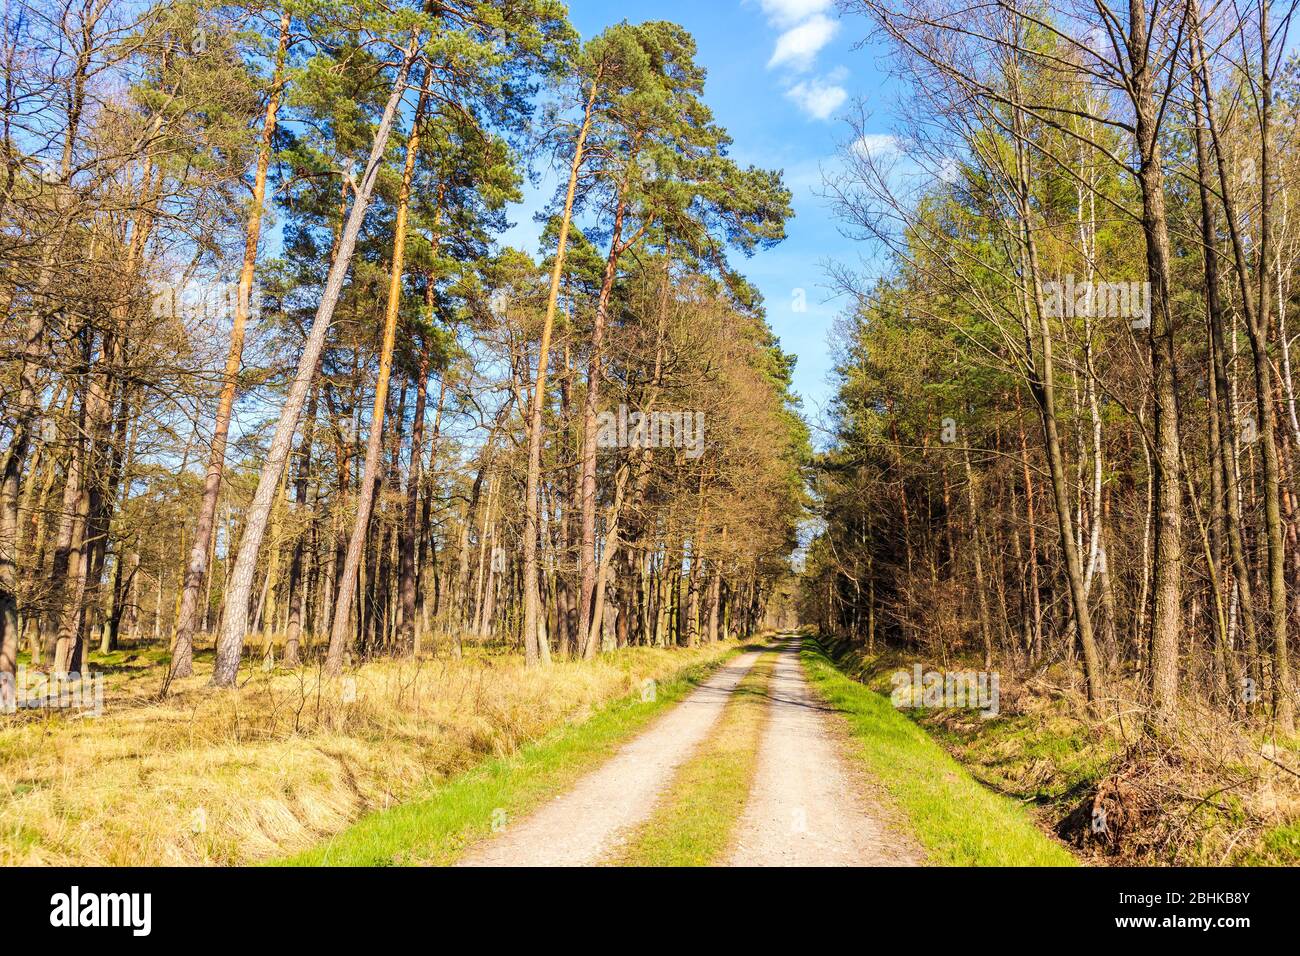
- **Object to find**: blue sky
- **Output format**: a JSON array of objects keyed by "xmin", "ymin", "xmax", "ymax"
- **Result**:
[{"xmin": 502, "ymin": 0, "xmax": 897, "ymax": 427}]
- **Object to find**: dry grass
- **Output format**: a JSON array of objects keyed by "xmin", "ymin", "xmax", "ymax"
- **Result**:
[
  {"xmin": 0, "ymin": 639, "xmax": 732, "ymax": 866},
  {"xmin": 1052, "ymin": 689, "xmax": 1300, "ymax": 865}
]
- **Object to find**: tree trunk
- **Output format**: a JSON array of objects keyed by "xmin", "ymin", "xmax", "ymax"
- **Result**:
[
  {"xmin": 1129, "ymin": 0, "xmax": 1183, "ymax": 729},
  {"xmin": 283, "ymin": 384, "xmax": 318, "ymax": 667},
  {"xmin": 212, "ymin": 37, "xmax": 419, "ymax": 687},
  {"xmin": 578, "ymin": 182, "xmax": 631, "ymax": 646},
  {"xmin": 172, "ymin": 12, "xmax": 291, "ymax": 681},
  {"xmin": 326, "ymin": 76, "xmax": 428, "ymax": 675},
  {"xmin": 522, "ymin": 84, "xmax": 595, "ymax": 667}
]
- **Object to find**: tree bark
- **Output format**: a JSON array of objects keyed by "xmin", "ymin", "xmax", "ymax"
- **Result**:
[
  {"xmin": 326, "ymin": 74, "xmax": 428, "ymax": 676},
  {"xmin": 522, "ymin": 83, "xmax": 596, "ymax": 667},
  {"xmin": 1126, "ymin": 0, "xmax": 1183, "ymax": 727},
  {"xmin": 212, "ymin": 36, "xmax": 419, "ymax": 687},
  {"xmin": 172, "ymin": 11, "xmax": 291, "ymax": 681},
  {"xmin": 283, "ymin": 384, "xmax": 318, "ymax": 667}
]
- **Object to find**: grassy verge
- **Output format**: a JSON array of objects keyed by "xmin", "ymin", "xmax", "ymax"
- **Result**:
[
  {"xmin": 609, "ymin": 651, "xmax": 777, "ymax": 866},
  {"xmin": 801, "ymin": 638, "xmax": 1077, "ymax": 866},
  {"xmin": 816, "ymin": 638, "xmax": 1300, "ymax": 865},
  {"xmin": 279, "ymin": 647, "xmax": 742, "ymax": 866}
]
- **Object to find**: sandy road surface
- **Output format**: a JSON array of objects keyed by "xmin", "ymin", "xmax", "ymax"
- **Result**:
[
  {"xmin": 457, "ymin": 650, "xmax": 761, "ymax": 867},
  {"xmin": 727, "ymin": 638, "xmax": 922, "ymax": 866}
]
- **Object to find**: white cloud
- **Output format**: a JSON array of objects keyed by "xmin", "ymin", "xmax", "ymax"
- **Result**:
[
  {"xmin": 752, "ymin": 0, "xmax": 848, "ymax": 120},
  {"xmin": 850, "ymin": 133, "xmax": 899, "ymax": 160},
  {"xmin": 759, "ymin": 0, "xmax": 834, "ymax": 28},
  {"xmin": 786, "ymin": 73, "xmax": 848, "ymax": 120},
  {"xmin": 768, "ymin": 13, "xmax": 838, "ymax": 72}
]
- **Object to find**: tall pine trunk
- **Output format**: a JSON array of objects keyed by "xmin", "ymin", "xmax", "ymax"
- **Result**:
[
  {"xmin": 212, "ymin": 37, "xmax": 419, "ymax": 687},
  {"xmin": 172, "ymin": 12, "xmax": 291, "ymax": 680}
]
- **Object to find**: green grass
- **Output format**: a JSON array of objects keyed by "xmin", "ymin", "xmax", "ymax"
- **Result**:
[
  {"xmin": 921, "ymin": 704, "xmax": 1117, "ymax": 806},
  {"xmin": 276, "ymin": 648, "xmax": 741, "ymax": 866},
  {"xmin": 801, "ymin": 638, "xmax": 1077, "ymax": 867},
  {"xmin": 611, "ymin": 651, "xmax": 776, "ymax": 866},
  {"xmin": 1238, "ymin": 819, "xmax": 1300, "ymax": 865}
]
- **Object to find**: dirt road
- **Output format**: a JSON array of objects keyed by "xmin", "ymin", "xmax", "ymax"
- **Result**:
[
  {"xmin": 727, "ymin": 639, "xmax": 921, "ymax": 865},
  {"xmin": 458, "ymin": 637, "xmax": 920, "ymax": 867},
  {"xmin": 457, "ymin": 650, "xmax": 761, "ymax": 866}
]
